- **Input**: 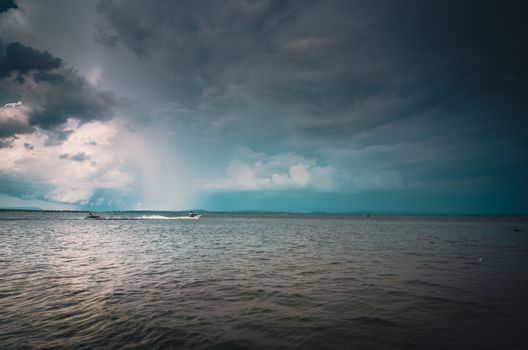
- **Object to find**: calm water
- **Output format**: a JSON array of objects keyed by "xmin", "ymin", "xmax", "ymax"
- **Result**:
[{"xmin": 1, "ymin": 211, "xmax": 527, "ymax": 349}]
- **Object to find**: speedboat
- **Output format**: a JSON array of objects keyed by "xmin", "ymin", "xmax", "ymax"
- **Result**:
[
  {"xmin": 84, "ymin": 213, "xmax": 104, "ymax": 220},
  {"xmin": 188, "ymin": 212, "xmax": 202, "ymax": 219}
]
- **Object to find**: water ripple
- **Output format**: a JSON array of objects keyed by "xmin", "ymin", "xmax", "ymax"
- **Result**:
[{"xmin": 1, "ymin": 213, "xmax": 527, "ymax": 349}]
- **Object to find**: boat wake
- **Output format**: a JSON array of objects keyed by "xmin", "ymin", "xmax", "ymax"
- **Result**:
[
  {"xmin": 137, "ymin": 215, "xmax": 200, "ymax": 220},
  {"xmin": 99, "ymin": 215, "xmax": 201, "ymax": 220}
]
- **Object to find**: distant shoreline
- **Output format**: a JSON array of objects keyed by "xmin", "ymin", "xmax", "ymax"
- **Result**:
[{"xmin": 1, "ymin": 208, "xmax": 527, "ymax": 217}]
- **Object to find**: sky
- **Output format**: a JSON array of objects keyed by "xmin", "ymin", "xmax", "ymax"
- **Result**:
[{"xmin": 0, "ymin": 0, "xmax": 527, "ymax": 214}]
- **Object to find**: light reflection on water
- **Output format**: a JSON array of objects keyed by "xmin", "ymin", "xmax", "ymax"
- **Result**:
[{"xmin": 1, "ymin": 212, "xmax": 527, "ymax": 349}]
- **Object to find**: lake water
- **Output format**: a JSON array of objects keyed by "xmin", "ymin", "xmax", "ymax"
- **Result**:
[{"xmin": 1, "ymin": 211, "xmax": 527, "ymax": 349}]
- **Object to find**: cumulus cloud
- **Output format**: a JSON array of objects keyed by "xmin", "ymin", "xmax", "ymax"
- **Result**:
[
  {"xmin": 0, "ymin": 119, "xmax": 136, "ymax": 204},
  {"xmin": 207, "ymin": 149, "xmax": 335, "ymax": 191}
]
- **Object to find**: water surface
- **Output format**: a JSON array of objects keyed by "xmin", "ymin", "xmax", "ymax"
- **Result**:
[{"xmin": 1, "ymin": 212, "xmax": 527, "ymax": 349}]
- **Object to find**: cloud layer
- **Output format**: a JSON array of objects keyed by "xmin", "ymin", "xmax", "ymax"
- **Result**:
[
  {"xmin": 0, "ymin": 0, "xmax": 526, "ymax": 212},
  {"xmin": 93, "ymin": 0, "xmax": 528, "ymax": 138}
]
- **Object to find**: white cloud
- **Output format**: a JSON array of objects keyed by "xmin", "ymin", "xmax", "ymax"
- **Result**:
[
  {"xmin": 205, "ymin": 144, "xmax": 427, "ymax": 194},
  {"xmin": 207, "ymin": 149, "xmax": 335, "ymax": 191},
  {"xmin": 0, "ymin": 118, "xmax": 138, "ymax": 204},
  {"xmin": 3, "ymin": 101, "xmax": 23, "ymax": 108}
]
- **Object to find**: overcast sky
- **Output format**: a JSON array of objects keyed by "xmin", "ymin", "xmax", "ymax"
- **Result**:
[{"xmin": 0, "ymin": 0, "xmax": 526, "ymax": 213}]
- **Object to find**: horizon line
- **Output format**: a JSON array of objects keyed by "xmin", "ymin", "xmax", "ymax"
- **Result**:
[{"xmin": 1, "ymin": 208, "xmax": 527, "ymax": 217}]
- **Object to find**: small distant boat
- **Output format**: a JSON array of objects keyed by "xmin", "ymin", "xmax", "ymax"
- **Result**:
[
  {"xmin": 84, "ymin": 213, "xmax": 105, "ymax": 220},
  {"xmin": 188, "ymin": 212, "xmax": 202, "ymax": 219}
]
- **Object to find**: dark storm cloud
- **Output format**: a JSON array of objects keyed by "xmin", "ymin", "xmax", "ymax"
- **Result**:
[
  {"xmin": 95, "ymin": 0, "xmax": 299, "ymax": 110},
  {"xmin": 0, "ymin": 42, "xmax": 61, "ymax": 78},
  {"xmin": 94, "ymin": 0, "xmax": 528, "ymax": 141},
  {"xmin": 24, "ymin": 67, "xmax": 117, "ymax": 129},
  {"xmin": 0, "ymin": 0, "xmax": 17, "ymax": 14},
  {"xmin": 93, "ymin": 0, "xmax": 528, "ymax": 200},
  {"xmin": 0, "ymin": 42, "xmax": 118, "ymax": 143}
]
